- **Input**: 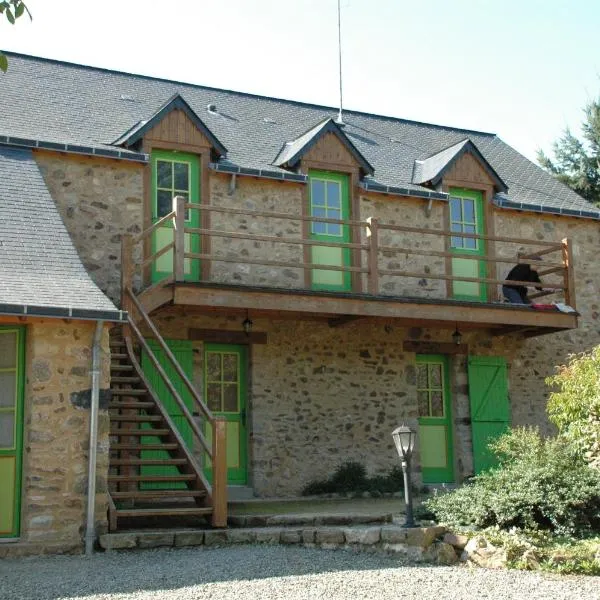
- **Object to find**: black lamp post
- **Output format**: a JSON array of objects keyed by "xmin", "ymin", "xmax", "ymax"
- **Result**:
[{"xmin": 392, "ymin": 424, "xmax": 417, "ymax": 528}]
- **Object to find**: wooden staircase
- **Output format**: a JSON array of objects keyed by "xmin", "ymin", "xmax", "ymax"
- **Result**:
[{"xmin": 107, "ymin": 329, "xmax": 219, "ymax": 531}]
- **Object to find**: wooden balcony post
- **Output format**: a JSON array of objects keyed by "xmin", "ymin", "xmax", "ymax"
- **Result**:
[
  {"xmin": 562, "ymin": 238, "xmax": 576, "ymax": 309},
  {"xmin": 174, "ymin": 195, "xmax": 186, "ymax": 282},
  {"xmin": 366, "ymin": 217, "xmax": 379, "ymax": 295},
  {"xmin": 120, "ymin": 234, "xmax": 134, "ymax": 330},
  {"xmin": 211, "ymin": 416, "xmax": 228, "ymax": 527}
]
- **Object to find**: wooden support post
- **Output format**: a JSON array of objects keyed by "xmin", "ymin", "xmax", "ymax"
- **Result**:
[
  {"xmin": 562, "ymin": 238, "xmax": 576, "ymax": 310},
  {"xmin": 174, "ymin": 195, "xmax": 186, "ymax": 282},
  {"xmin": 211, "ymin": 416, "xmax": 228, "ymax": 528},
  {"xmin": 120, "ymin": 234, "xmax": 134, "ymax": 332},
  {"xmin": 367, "ymin": 217, "xmax": 379, "ymax": 295}
]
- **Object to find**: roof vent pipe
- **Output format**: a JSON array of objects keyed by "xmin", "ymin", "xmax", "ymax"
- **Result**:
[{"xmin": 207, "ymin": 103, "xmax": 217, "ymax": 113}]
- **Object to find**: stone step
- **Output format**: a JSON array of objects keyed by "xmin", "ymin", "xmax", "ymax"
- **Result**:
[{"xmin": 227, "ymin": 511, "xmax": 393, "ymax": 528}]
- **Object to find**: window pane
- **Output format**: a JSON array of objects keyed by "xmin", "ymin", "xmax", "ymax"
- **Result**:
[
  {"xmin": 417, "ymin": 365, "xmax": 428, "ymax": 389},
  {"xmin": 223, "ymin": 384, "xmax": 238, "ymax": 412},
  {"xmin": 206, "ymin": 383, "xmax": 222, "ymax": 412},
  {"xmin": 157, "ymin": 160, "xmax": 172, "ymax": 189},
  {"xmin": 0, "ymin": 412, "xmax": 14, "ymax": 448},
  {"xmin": 312, "ymin": 222, "xmax": 326, "ymax": 235},
  {"xmin": 0, "ymin": 373, "xmax": 16, "ymax": 408},
  {"xmin": 311, "ymin": 180, "xmax": 326, "ymax": 207},
  {"xmin": 0, "ymin": 332, "xmax": 16, "ymax": 369},
  {"xmin": 450, "ymin": 198, "xmax": 462, "ymax": 222},
  {"xmin": 206, "ymin": 353, "xmax": 221, "ymax": 382},
  {"xmin": 463, "ymin": 200, "xmax": 475, "ymax": 224},
  {"xmin": 174, "ymin": 162, "xmax": 189, "ymax": 191},
  {"xmin": 418, "ymin": 391, "xmax": 430, "ymax": 417},
  {"xmin": 327, "ymin": 224, "xmax": 342, "ymax": 236},
  {"xmin": 430, "ymin": 364, "xmax": 442, "ymax": 388},
  {"xmin": 326, "ymin": 182, "xmax": 341, "ymax": 208},
  {"xmin": 223, "ymin": 354, "xmax": 238, "ymax": 383},
  {"xmin": 312, "ymin": 207, "xmax": 326, "ymax": 219},
  {"xmin": 431, "ymin": 392, "xmax": 444, "ymax": 417},
  {"xmin": 451, "ymin": 236, "xmax": 463, "ymax": 249},
  {"xmin": 156, "ymin": 190, "xmax": 173, "ymax": 218},
  {"xmin": 464, "ymin": 226, "xmax": 477, "ymax": 249}
]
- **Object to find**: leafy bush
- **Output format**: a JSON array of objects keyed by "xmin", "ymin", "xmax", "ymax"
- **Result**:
[
  {"xmin": 546, "ymin": 348, "xmax": 600, "ymax": 469},
  {"xmin": 302, "ymin": 461, "xmax": 404, "ymax": 496},
  {"xmin": 425, "ymin": 428, "xmax": 600, "ymax": 536}
]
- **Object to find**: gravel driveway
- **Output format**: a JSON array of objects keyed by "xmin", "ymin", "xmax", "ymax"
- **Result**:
[{"xmin": 1, "ymin": 545, "xmax": 598, "ymax": 600}]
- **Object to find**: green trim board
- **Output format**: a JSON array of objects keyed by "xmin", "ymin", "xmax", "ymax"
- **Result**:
[
  {"xmin": 203, "ymin": 344, "xmax": 248, "ymax": 485},
  {"xmin": 416, "ymin": 354, "xmax": 454, "ymax": 484},
  {"xmin": 308, "ymin": 170, "xmax": 351, "ymax": 292},
  {"xmin": 468, "ymin": 356, "xmax": 510, "ymax": 474},
  {"xmin": 449, "ymin": 187, "xmax": 487, "ymax": 301},
  {"xmin": 0, "ymin": 326, "xmax": 25, "ymax": 538},
  {"xmin": 151, "ymin": 149, "xmax": 201, "ymax": 283},
  {"xmin": 140, "ymin": 339, "xmax": 194, "ymax": 490}
]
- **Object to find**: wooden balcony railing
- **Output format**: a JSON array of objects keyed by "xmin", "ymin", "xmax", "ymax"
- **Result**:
[{"xmin": 122, "ymin": 195, "xmax": 577, "ymax": 311}]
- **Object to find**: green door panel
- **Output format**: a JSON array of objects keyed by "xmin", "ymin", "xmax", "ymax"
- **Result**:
[
  {"xmin": 309, "ymin": 171, "xmax": 351, "ymax": 291},
  {"xmin": 151, "ymin": 150, "xmax": 201, "ymax": 284},
  {"xmin": 468, "ymin": 356, "xmax": 510, "ymax": 474},
  {"xmin": 416, "ymin": 355, "xmax": 454, "ymax": 483},
  {"xmin": 449, "ymin": 188, "xmax": 486, "ymax": 301},
  {"xmin": 0, "ymin": 327, "xmax": 25, "ymax": 538},
  {"xmin": 203, "ymin": 344, "xmax": 248, "ymax": 485},
  {"xmin": 141, "ymin": 339, "xmax": 194, "ymax": 489}
]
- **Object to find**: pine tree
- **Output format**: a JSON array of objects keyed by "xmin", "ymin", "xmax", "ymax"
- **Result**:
[{"xmin": 537, "ymin": 99, "xmax": 600, "ymax": 206}]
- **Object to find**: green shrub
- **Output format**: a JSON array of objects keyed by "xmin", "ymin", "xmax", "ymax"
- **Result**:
[{"xmin": 425, "ymin": 428, "xmax": 600, "ymax": 536}]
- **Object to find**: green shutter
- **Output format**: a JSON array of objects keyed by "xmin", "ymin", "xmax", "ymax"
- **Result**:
[{"xmin": 468, "ymin": 356, "xmax": 510, "ymax": 474}]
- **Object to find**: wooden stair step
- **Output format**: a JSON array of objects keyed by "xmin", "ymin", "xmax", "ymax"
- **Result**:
[
  {"xmin": 114, "ymin": 507, "xmax": 213, "ymax": 518},
  {"xmin": 109, "ymin": 401, "xmax": 155, "ymax": 410},
  {"xmin": 111, "ymin": 353, "xmax": 128, "ymax": 360},
  {"xmin": 108, "ymin": 474, "xmax": 196, "ymax": 483},
  {"xmin": 110, "ymin": 428, "xmax": 170, "ymax": 436},
  {"xmin": 111, "ymin": 389, "xmax": 148, "ymax": 396},
  {"xmin": 111, "ymin": 376, "xmax": 142, "ymax": 384},
  {"xmin": 111, "ymin": 490, "xmax": 206, "ymax": 500},
  {"xmin": 111, "ymin": 364, "xmax": 134, "ymax": 372},
  {"xmin": 110, "ymin": 414, "xmax": 163, "ymax": 423},
  {"xmin": 110, "ymin": 458, "xmax": 188, "ymax": 466},
  {"xmin": 111, "ymin": 443, "xmax": 179, "ymax": 451}
]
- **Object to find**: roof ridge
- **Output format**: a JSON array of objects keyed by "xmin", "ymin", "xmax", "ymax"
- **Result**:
[{"xmin": 2, "ymin": 50, "xmax": 498, "ymax": 139}]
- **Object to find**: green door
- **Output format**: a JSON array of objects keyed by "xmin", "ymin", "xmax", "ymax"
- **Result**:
[
  {"xmin": 151, "ymin": 150, "xmax": 201, "ymax": 283},
  {"xmin": 309, "ymin": 171, "xmax": 351, "ymax": 291},
  {"xmin": 0, "ymin": 327, "xmax": 25, "ymax": 539},
  {"xmin": 468, "ymin": 356, "xmax": 510, "ymax": 474},
  {"xmin": 449, "ymin": 188, "xmax": 486, "ymax": 301},
  {"xmin": 416, "ymin": 355, "xmax": 454, "ymax": 483},
  {"xmin": 141, "ymin": 339, "xmax": 194, "ymax": 489},
  {"xmin": 204, "ymin": 344, "xmax": 248, "ymax": 485}
]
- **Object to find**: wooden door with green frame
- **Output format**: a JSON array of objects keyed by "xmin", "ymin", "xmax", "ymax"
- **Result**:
[
  {"xmin": 416, "ymin": 354, "xmax": 454, "ymax": 483},
  {"xmin": 151, "ymin": 149, "xmax": 201, "ymax": 283},
  {"xmin": 203, "ymin": 344, "xmax": 248, "ymax": 485},
  {"xmin": 0, "ymin": 326, "xmax": 25, "ymax": 539},
  {"xmin": 449, "ymin": 188, "xmax": 487, "ymax": 301},
  {"xmin": 468, "ymin": 356, "xmax": 510, "ymax": 474},
  {"xmin": 308, "ymin": 170, "xmax": 352, "ymax": 291}
]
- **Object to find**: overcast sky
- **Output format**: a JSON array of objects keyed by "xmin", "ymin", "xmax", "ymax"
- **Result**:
[{"xmin": 2, "ymin": 0, "xmax": 599, "ymax": 162}]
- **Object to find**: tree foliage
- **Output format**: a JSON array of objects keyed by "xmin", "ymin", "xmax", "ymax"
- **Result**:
[
  {"xmin": 546, "ymin": 347, "xmax": 600, "ymax": 469},
  {"xmin": 0, "ymin": 1, "xmax": 31, "ymax": 73},
  {"xmin": 537, "ymin": 98, "xmax": 600, "ymax": 206}
]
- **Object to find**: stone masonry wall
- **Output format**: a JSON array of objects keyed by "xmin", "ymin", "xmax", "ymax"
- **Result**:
[{"xmin": 15, "ymin": 320, "xmax": 111, "ymax": 554}]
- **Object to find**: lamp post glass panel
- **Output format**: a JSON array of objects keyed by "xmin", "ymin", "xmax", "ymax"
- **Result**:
[{"xmin": 392, "ymin": 425, "xmax": 416, "ymax": 527}]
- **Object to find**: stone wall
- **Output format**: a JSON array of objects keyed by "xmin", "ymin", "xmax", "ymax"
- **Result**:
[{"xmin": 7, "ymin": 320, "xmax": 111, "ymax": 555}]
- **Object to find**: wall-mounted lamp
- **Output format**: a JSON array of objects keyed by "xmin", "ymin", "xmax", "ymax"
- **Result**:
[
  {"xmin": 242, "ymin": 311, "xmax": 253, "ymax": 336},
  {"xmin": 452, "ymin": 325, "xmax": 462, "ymax": 346}
]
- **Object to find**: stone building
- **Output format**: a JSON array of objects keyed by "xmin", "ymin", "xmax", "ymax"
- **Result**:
[{"xmin": 0, "ymin": 52, "xmax": 598, "ymax": 554}]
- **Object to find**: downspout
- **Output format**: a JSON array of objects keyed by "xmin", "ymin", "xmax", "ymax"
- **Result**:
[{"xmin": 85, "ymin": 320, "xmax": 104, "ymax": 556}]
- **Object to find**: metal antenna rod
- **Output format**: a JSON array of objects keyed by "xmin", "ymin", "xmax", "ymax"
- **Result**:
[{"xmin": 337, "ymin": 0, "xmax": 344, "ymax": 125}]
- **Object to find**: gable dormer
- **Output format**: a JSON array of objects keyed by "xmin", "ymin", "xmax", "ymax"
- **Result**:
[
  {"xmin": 114, "ymin": 93, "xmax": 227, "ymax": 160},
  {"xmin": 413, "ymin": 139, "xmax": 507, "ymax": 194},
  {"xmin": 273, "ymin": 118, "xmax": 374, "ymax": 178}
]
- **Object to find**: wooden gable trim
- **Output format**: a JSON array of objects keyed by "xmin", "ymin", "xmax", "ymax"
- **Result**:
[
  {"xmin": 143, "ymin": 109, "xmax": 213, "ymax": 153},
  {"xmin": 442, "ymin": 151, "xmax": 497, "ymax": 190}
]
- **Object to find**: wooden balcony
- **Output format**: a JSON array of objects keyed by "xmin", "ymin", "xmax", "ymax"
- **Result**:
[{"xmin": 121, "ymin": 197, "xmax": 578, "ymax": 337}]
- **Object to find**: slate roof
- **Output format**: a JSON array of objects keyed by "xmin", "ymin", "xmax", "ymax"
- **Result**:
[
  {"xmin": 0, "ymin": 52, "xmax": 598, "ymax": 219},
  {"xmin": 413, "ymin": 139, "xmax": 508, "ymax": 193},
  {"xmin": 0, "ymin": 146, "xmax": 124, "ymax": 320}
]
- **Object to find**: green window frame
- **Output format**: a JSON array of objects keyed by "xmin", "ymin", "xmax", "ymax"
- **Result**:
[
  {"xmin": 153, "ymin": 153, "xmax": 196, "ymax": 222},
  {"xmin": 310, "ymin": 176, "xmax": 344, "ymax": 237},
  {"xmin": 205, "ymin": 349, "xmax": 243, "ymax": 414},
  {"xmin": 450, "ymin": 193, "xmax": 480, "ymax": 250},
  {"xmin": 417, "ymin": 359, "xmax": 446, "ymax": 418}
]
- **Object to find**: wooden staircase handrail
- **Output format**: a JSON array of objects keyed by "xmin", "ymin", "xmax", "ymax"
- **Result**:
[
  {"xmin": 132, "ymin": 210, "xmax": 176, "ymax": 244},
  {"xmin": 125, "ymin": 287, "xmax": 215, "ymax": 427}
]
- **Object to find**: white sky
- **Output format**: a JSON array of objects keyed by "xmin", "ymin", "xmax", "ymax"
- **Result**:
[{"xmin": 2, "ymin": 0, "xmax": 599, "ymax": 162}]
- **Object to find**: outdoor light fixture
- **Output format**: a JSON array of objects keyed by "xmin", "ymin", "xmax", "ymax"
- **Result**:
[
  {"xmin": 452, "ymin": 325, "xmax": 462, "ymax": 345},
  {"xmin": 242, "ymin": 311, "xmax": 253, "ymax": 336},
  {"xmin": 392, "ymin": 424, "xmax": 416, "ymax": 528}
]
